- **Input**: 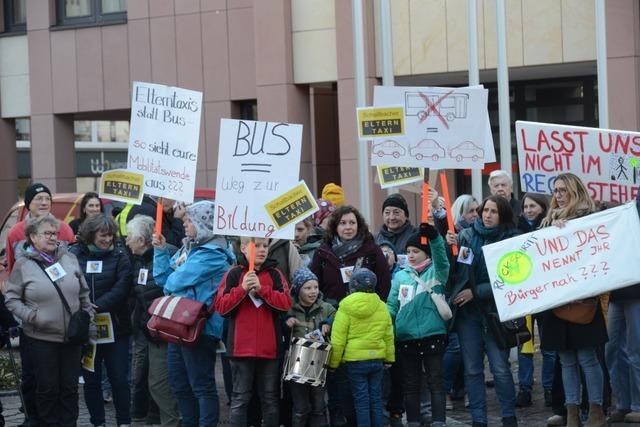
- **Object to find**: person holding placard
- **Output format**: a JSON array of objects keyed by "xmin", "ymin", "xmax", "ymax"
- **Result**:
[
  {"xmin": 70, "ymin": 214, "xmax": 133, "ymax": 427},
  {"xmin": 539, "ymin": 173, "xmax": 608, "ymax": 427},
  {"xmin": 5, "ymin": 214, "xmax": 92, "ymax": 427},
  {"xmin": 153, "ymin": 201, "xmax": 235, "ymax": 427},
  {"xmin": 448, "ymin": 195, "xmax": 520, "ymax": 427}
]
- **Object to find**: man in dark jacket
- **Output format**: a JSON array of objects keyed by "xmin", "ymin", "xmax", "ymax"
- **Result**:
[{"xmin": 488, "ymin": 170, "xmax": 521, "ymax": 222}]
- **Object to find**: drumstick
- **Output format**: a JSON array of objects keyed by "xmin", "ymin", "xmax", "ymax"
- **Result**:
[
  {"xmin": 421, "ymin": 169, "xmax": 430, "ymax": 245},
  {"xmin": 154, "ymin": 198, "xmax": 163, "ymax": 236},
  {"xmin": 248, "ymin": 239, "xmax": 256, "ymax": 272}
]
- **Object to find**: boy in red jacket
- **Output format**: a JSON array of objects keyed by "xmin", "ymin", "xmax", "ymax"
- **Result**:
[{"xmin": 215, "ymin": 237, "xmax": 292, "ymax": 427}]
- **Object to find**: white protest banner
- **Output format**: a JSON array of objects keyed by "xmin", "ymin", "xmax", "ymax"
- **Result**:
[
  {"xmin": 214, "ymin": 119, "xmax": 302, "ymax": 239},
  {"xmin": 127, "ymin": 81, "xmax": 202, "ymax": 203},
  {"xmin": 517, "ymin": 121, "xmax": 640, "ymax": 203},
  {"xmin": 371, "ymin": 85, "xmax": 495, "ymax": 169},
  {"xmin": 483, "ymin": 203, "xmax": 640, "ymax": 321}
]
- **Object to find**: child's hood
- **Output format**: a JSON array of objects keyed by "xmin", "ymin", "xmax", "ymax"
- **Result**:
[{"xmin": 340, "ymin": 292, "xmax": 382, "ymax": 319}]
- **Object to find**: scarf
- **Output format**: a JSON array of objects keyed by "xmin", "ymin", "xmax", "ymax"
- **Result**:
[
  {"xmin": 27, "ymin": 245, "xmax": 55, "ymax": 265},
  {"xmin": 455, "ymin": 218, "xmax": 473, "ymax": 232},
  {"xmin": 88, "ymin": 244, "xmax": 114, "ymax": 256},
  {"xmin": 410, "ymin": 258, "xmax": 432, "ymax": 274},
  {"xmin": 541, "ymin": 203, "xmax": 594, "ymax": 227},
  {"xmin": 331, "ymin": 236, "xmax": 364, "ymax": 259},
  {"xmin": 469, "ymin": 218, "xmax": 517, "ymax": 279}
]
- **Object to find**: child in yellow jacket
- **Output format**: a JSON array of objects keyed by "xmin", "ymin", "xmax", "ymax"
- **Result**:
[{"xmin": 328, "ymin": 268, "xmax": 394, "ymax": 427}]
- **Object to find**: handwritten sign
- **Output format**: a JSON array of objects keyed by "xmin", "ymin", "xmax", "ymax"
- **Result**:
[
  {"xmin": 264, "ymin": 181, "xmax": 319, "ymax": 230},
  {"xmin": 376, "ymin": 166, "xmax": 424, "ymax": 189},
  {"xmin": 99, "ymin": 169, "xmax": 144, "ymax": 204},
  {"xmin": 483, "ymin": 203, "xmax": 640, "ymax": 321},
  {"xmin": 214, "ymin": 119, "xmax": 302, "ymax": 239},
  {"xmin": 517, "ymin": 121, "xmax": 640, "ymax": 203},
  {"xmin": 357, "ymin": 106, "xmax": 404, "ymax": 139},
  {"xmin": 371, "ymin": 85, "xmax": 495, "ymax": 169},
  {"xmin": 127, "ymin": 81, "xmax": 202, "ymax": 203}
]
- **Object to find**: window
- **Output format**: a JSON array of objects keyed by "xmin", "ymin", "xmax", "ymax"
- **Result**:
[
  {"xmin": 4, "ymin": 0, "xmax": 26, "ymax": 33},
  {"xmin": 56, "ymin": 0, "xmax": 126, "ymax": 27},
  {"xmin": 15, "ymin": 118, "xmax": 29, "ymax": 141}
]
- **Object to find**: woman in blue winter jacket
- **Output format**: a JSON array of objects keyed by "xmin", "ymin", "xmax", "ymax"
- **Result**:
[
  {"xmin": 152, "ymin": 201, "xmax": 235, "ymax": 427},
  {"xmin": 386, "ymin": 223, "xmax": 450, "ymax": 427}
]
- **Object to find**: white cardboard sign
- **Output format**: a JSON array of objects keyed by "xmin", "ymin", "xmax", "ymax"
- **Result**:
[
  {"xmin": 483, "ymin": 203, "xmax": 640, "ymax": 321},
  {"xmin": 127, "ymin": 81, "xmax": 203, "ymax": 204},
  {"xmin": 371, "ymin": 85, "xmax": 495, "ymax": 169},
  {"xmin": 214, "ymin": 119, "xmax": 303, "ymax": 239},
  {"xmin": 517, "ymin": 120, "xmax": 640, "ymax": 203}
]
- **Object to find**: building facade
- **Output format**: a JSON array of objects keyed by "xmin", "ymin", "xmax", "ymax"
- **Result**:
[{"xmin": 0, "ymin": 0, "xmax": 638, "ymax": 223}]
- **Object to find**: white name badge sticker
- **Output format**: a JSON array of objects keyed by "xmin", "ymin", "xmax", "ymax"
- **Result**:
[
  {"xmin": 45, "ymin": 263, "xmax": 67, "ymax": 282},
  {"xmin": 137, "ymin": 268, "xmax": 149, "ymax": 285},
  {"xmin": 86, "ymin": 261, "xmax": 103, "ymax": 274},
  {"xmin": 397, "ymin": 254, "xmax": 409, "ymax": 267},
  {"xmin": 457, "ymin": 246, "xmax": 474, "ymax": 265},
  {"xmin": 340, "ymin": 266, "xmax": 355, "ymax": 284}
]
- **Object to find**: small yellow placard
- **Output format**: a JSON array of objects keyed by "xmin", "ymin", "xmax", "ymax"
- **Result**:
[
  {"xmin": 99, "ymin": 169, "xmax": 144, "ymax": 205},
  {"xmin": 264, "ymin": 181, "xmax": 319, "ymax": 230},
  {"xmin": 94, "ymin": 312, "xmax": 115, "ymax": 344},
  {"xmin": 376, "ymin": 166, "xmax": 424, "ymax": 189},
  {"xmin": 81, "ymin": 342, "xmax": 97, "ymax": 372},
  {"xmin": 357, "ymin": 106, "xmax": 405, "ymax": 139}
]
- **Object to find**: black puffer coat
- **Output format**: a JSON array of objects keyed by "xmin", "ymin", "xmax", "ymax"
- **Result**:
[{"xmin": 70, "ymin": 243, "xmax": 133, "ymax": 338}]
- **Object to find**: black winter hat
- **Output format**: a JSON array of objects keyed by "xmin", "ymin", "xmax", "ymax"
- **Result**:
[
  {"xmin": 24, "ymin": 183, "xmax": 52, "ymax": 210},
  {"xmin": 382, "ymin": 193, "xmax": 409, "ymax": 217},
  {"xmin": 405, "ymin": 231, "xmax": 431, "ymax": 257},
  {"xmin": 349, "ymin": 268, "xmax": 377, "ymax": 293}
]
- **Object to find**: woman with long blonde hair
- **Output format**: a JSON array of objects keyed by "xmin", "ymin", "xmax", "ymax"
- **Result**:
[{"xmin": 539, "ymin": 173, "xmax": 607, "ymax": 427}]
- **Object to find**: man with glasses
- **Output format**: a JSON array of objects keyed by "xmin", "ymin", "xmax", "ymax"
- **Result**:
[{"xmin": 4, "ymin": 182, "xmax": 75, "ymax": 427}]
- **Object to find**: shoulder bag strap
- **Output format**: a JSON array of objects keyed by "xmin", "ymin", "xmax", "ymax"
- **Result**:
[{"xmin": 35, "ymin": 261, "xmax": 72, "ymax": 316}]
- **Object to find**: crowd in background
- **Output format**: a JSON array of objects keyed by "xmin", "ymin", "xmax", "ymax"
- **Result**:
[{"xmin": 0, "ymin": 172, "xmax": 638, "ymax": 427}]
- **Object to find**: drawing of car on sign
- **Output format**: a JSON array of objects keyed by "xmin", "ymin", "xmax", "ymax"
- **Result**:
[
  {"xmin": 449, "ymin": 141, "xmax": 485, "ymax": 162},
  {"xmin": 409, "ymin": 139, "xmax": 446, "ymax": 161},
  {"xmin": 372, "ymin": 140, "xmax": 406, "ymax": 158},
  {"xmin": 404, "ymin": 92, "xmax": 469, "ymax": 122}
]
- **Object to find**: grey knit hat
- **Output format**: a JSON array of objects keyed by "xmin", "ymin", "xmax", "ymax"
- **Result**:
[
  {"xmin": 186, "ymin": 201, "xmax": 215, "ymax": 242},
  {"xmin": 349, "ymin": 268, "xmax": 377, "ymax": 293},
  {"xmin": 291, "ymin": 267, "xmax": 318, "ymax": 298}
]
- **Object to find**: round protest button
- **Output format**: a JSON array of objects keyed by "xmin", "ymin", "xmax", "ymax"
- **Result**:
[{"xmin": 497, "ymin": 251, "xmax": 533, "ymax": 285}]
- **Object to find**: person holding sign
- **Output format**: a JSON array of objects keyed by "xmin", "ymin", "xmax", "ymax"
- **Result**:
[
  {"xmin": 153, "ymin": 201, "xmax": 235, "ymax": 427},
  {"xmin": 538, "ymin": 173, "xmax": 608, "ymax": 427},
  {"xmin": 448, "ymin": 196, "xmax": 520, "ymax": 427},
  {"xmin": 5, "ymin": 214, "xmax": 92, "ymax": 427},
  {"xmin": 214, "ymin": 237, "xmax": 292, "ymax": 427},
  {"xmin": 70, "ymin": 214, "xmax": 133, "ymax": 427},
  {"xmin": 386, "ymin": 223, "xmax": 450, "ymax": 427}
]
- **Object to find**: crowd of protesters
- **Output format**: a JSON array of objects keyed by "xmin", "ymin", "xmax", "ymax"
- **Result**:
[{"xmin": 0, "ymin": 174, "xmax": 638, "ymax": 427}]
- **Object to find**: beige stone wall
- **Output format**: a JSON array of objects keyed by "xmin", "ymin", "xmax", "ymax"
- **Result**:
[
  {"xmin": 290, "ymin": 0, "xmax": 597, "ymax": 84},
  {"xmin": 0, "ymin": 35, "xmax": 29, "ymax": 118}
]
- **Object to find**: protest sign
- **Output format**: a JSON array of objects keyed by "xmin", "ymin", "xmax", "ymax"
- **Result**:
[
  {"xmin": 371, "ymin": 85, "xmax": 495, "ymax": 169},
  {"xmin": 517, "ymin": 121, "xmax": 640, "ymax": 203},
  {"xmin": 214, "ymin": 119, "xmax": 303, "ymax": 239},
  {"xmin": 264, "ymin": 181, "xmax": 319, "ymax": 230},
  {"xmin": 357, "ymin": 106, "xmax": 405, "ymax": 139},
  {"xmin": 127, "ymin": 81, "xmax": 202, "ymax": 203},
  {"xmin": 99, "ymin": 169, "xmax": 144, "ymax": 204},
  {"xmin": 376, "ymin": 166, "xmax": 424, "ymax": 189},
  {"xmin": 483, "ymin": 203, "xmax": 640, "ymax": 321}
]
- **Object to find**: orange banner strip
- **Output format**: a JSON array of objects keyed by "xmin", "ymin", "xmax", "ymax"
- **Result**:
[{"xmin": 439, "ymin": 171, "xmax": 458, "ymax": 256}]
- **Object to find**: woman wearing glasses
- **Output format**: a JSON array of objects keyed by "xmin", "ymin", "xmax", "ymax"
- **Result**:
[
  {"xmin": 539, "ymin": 173, "xmax": 608, "ymax": 427},
  {"xmin": 5, "ymin": 214, "xmax": 92, "ymax": 426}
]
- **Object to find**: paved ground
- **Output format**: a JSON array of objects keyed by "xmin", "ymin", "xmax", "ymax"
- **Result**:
[{"xmin": 0, "ymin": 347, "xmax": 630, "ymax": 426}]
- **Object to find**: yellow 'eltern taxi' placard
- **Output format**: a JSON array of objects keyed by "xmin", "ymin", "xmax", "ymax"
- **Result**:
[
  {"xmin": 99, "ymin": 169, "xmax": 145, "ymax": 205},
  {"xmin": 357, "ymin": 106, "xmax": 405, "ymax": 139},
  {"xmin": 264, "ymin": 181, "xmax": 319, "ymax": 230}
]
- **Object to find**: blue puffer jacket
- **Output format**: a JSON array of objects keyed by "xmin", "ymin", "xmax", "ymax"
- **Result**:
[
  {"xmin": 153, "ymin": 236, "xmax": 235, "ymax": 338},
  {"xmin": 387, "ymin": 235, "xmax": 450, "ymax": 342}
]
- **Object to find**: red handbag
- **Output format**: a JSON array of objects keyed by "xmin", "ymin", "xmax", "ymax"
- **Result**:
[{"xmin": 146, "ymin": 296, "xmax": 213, "ymax": 347}]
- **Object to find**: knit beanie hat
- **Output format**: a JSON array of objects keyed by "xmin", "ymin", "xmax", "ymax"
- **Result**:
[
  {"xmin": 405, "ymin": 231, "xmax": 431, "ymax": 257},
  {"xmin": 291, "ymin": 267, "xmax": 318, "ymax": 299},
  {"xmin": 24, "ymin": 183, "xmax": 52, "ymax": 210},
  {"xmin": 382, "ymin": 193, "xmax": 409, "ymax": 218},
  {"xmin": 349, "ymin": 268, "xmax": 377, "ymax": 293},
  {"xmin": 313, "ymin": 198, "xmax": 335, "ymax": 226},
  {"xmin": 321, "ymin": 183, "xmax": 345, "ymax": 206},
  {"xmin": 186, "ymin": 200, "xmax": 216, "ymax": 242}
]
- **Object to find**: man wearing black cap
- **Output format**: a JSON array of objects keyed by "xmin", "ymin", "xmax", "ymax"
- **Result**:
[
  {"xmin": 4, "ymin": 183, "xmax": 76, "ymax": 427},
  {"xmin": 375, "ymin": 193, "xmax": 417, "ymax": 254}
]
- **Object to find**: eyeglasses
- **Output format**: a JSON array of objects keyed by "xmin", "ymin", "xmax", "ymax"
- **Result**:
[
  {"xmin": 32, "ymin": 196, "xmax": 51, "ymax": 203},
  {"xmin": 552, "ymin": 188, "xmax": 568, "ymax": 195},
  {"xmin": 39, "ymin": 231, "xmax": 58, "ymax": 239}
]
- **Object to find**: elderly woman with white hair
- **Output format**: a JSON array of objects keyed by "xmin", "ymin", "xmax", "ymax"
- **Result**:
[
  {"xmin": 127, "ymin": 215, "xmax": 180, "ymax": 427},
  {"xmin": 152, "ymin": 201, "xmax": 235, "ymax": 426}
]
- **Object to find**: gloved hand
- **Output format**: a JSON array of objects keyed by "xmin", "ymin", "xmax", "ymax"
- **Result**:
[{"xmin": 419, "ymin": 222, "xmax": 439, "ymax": 240}]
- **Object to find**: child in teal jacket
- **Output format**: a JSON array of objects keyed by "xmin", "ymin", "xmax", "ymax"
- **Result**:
[{"xmin": 386, "ymin": 223, "xmax": 450, "ymax": 427}]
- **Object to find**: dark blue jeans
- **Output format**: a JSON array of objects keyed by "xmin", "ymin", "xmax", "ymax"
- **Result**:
[
  {"xmin": 168, "ymin": 335, "xmax": 219, "ymax": 427},
  {"xmin": 82, "ymin": 336, "xmax": 131, "ymax": 426},
  {"xmin": 442, "ymin": 332, "xmax": 462, "ymax": 393},
  {"xmin": 345, "ymin": 360, "xmax": 384, "ymax": 427}
]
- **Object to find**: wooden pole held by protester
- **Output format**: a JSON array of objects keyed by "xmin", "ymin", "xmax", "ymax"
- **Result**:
[
  {"xmin": 421, "ymin": 169, "xmax": 431, "ymax": 245},
  {"xmin": 154, "ymin": 198, "xmax": 163, "ymax": 236},
  {"xmin": 439, "ymin": 170, "xmax": 459, "ymax": 256},
  {"xmin": 248, "ymin": 239, "xmax": 256, "ymax": 272}
]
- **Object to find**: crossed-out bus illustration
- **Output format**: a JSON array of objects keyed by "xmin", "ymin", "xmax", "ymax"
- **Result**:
[{"xmin": 405, "ymin": 92, "xmax": 469, "ymax": 123}]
